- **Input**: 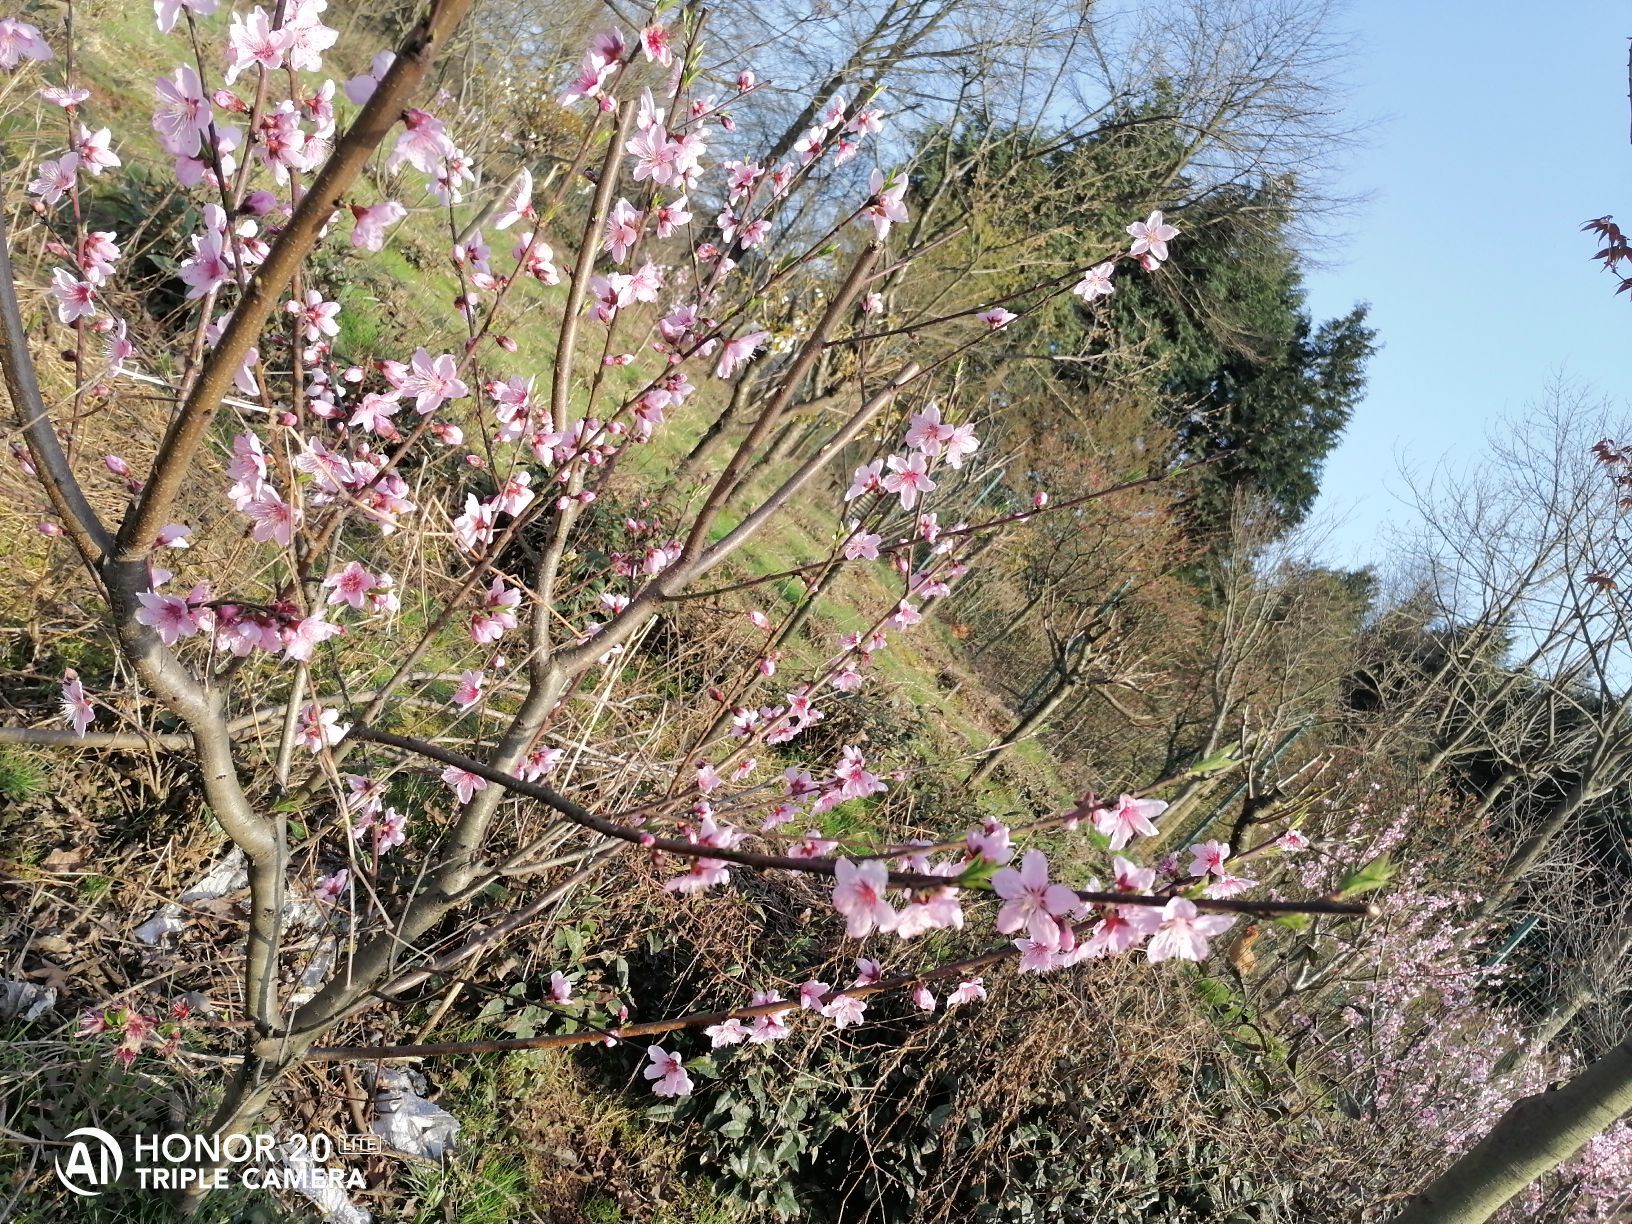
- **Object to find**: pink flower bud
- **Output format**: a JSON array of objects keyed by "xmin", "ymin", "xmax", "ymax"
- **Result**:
[
  {"xmin": 103, "ymin": 454, "xmax": 129, "ymax": 476},
  {"xmin": 37, "ymin": 520, "xmax": 62, "ymax": 536},
  {"xmin": 495, "ymin": 334, "xmax": 518, "ymax": 353}
]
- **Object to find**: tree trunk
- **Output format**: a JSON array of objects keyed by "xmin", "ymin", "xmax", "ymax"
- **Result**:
[
  {"xmin": 1391, "ymin": 1034, "xmax": 1632, "ymax": 1223},
  {"xmin": 969, "ymin": 670, "xmax": 1074, "ymax": 785}
]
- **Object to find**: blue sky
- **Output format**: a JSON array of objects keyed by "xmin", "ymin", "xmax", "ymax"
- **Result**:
[{"xmin": 1303, "ymin": 0, "xmax": 1631, "ymax": 567}]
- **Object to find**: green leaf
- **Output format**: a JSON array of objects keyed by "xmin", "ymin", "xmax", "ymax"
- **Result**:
[
  {"xmin": 1189, "ymin": 744, "xmax": 1241, "ymax": 775},
  {"xmin": 956, "ymin": 857, "xmax": 999, "ymax": 889},
  {"xmin": 1336, "ymin": 854, "xmax": 1396, "ymax": 899}
]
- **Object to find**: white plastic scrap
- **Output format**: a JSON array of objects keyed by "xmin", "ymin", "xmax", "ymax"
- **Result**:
[
  {"xmin": 0, "ymin": 978, "xmax": 55, "ymax": 1021},
  {"xmin": 279, "ymin": 1144, "xmax": 372, "ymax": 1224},
  {"xmin": 369, "ymin": 1067, "xmax": 460, "ymax": 1160},
  {"xmin": 133, "ymin": 848, "xmax": 248, "ymax": 944}
]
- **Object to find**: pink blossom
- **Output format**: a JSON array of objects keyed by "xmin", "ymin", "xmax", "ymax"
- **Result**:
[
  {"xmin": 225, "ymin": 6, "xmax": 289, "ymax": 83},
  {"xmin": 314, "ymin": 869, "xmax": 349, "ymax": 903},
  {"xmin": 388, "ymin": 108, "xmax": 455, "ymax": 175},
  {"xmin": 441, "ymin": 766, "xmax": 488, "ymax": 804},
  {"xmin": 862, "ymin": 168, "xmax": 909, "ymax": 241},
  {"xmin": 644, "ymin": 1045, "xmax": 693, "ymax": 1097},
  {"xmin": 882, "ymin": 452, "xmax": 936, "ymax": 511},
  {"xmin": 1094, "ymin": 793, "xmax": 1167, "ymax": 851},
  {"xmin": 350, "ymin": 200, "xmax": 406, "ymax": 252},
  {"xmin": 832, "ymin": 857, "xmax": 896, "ymax": 937},
  {"xmin": 471, "ymin": 577, "xmax": 521, "ymax": 643},
  {"xmin": 706, "ymin": 1017, "xmax": 751, "ymax": 1047},
  {"xmin": 40, "ymin": 85, "xmax": 89, "ymax": 108},
  {"xmin": 350, "ymin": 392, "xmax": 399, "ymax": 436},
  {"xmin": 28, "ymin": 154, "xmax": 78, "ymax": 206},
  {"xmin": 977, "ymin": 307, "xmax": 1016, "ymax": 330},
  {"xmin": 452, "ymin": 495, "xmax": 497, "ymax": 554},
  {"xmin": 834, "ymin": 745, "xmax": 885, "ymax": 799},
  {"xmin": 548, "ymin": 971, "xmax": 573, "ymax": 1004},
  {"xmin": 748, "ymin": 990, "xmax": 791, "ymax": 1042},
  {"xmin": 451, "ymin": 670, "xmax": 484, "ymax": 710},
  {"xmin": 845, "ymin": 460, "xmax": 883, "ymax": 500},
  {"xmin": 941, "ymin": 423, "xmax": 979, "ymax": 469},
  {"xmin": 60, "ymin": 669, "xmax": 94, "ymax": 736},
  {"xmin": 1111, "ymin": 855, "xmax": 1156, "ymax": 892},
  {"xmin": 1072, "ymin": 261, "xmax": 1115, "ymax": 302},
  {"xmin": 946, "ymin": 978, "xmax": 986, "ymax": 1007},
  {"xmin": 519, "ymin": 746, "xmax": 564, "ymax": 782},
  {"xmin": 282, "ymin": 0, "xmax": 337, "ymax": 73},
  {"xmin": 991, "ymin": 849, "xmax": 1077, "ymax": 948},
  {"xmin": 179, "ymin": 230, "xmax": 230, "ymax": 300},
  {"xmin": 152, "ymin": 65, "xmax": 212, "ymax": 158},
  {"xmin": 134, "ymin": 590, "xmax": 205, "ymax": 646},
  {"xmin": 1276, "ymin": 829, "xmax": 1310, "ymax": 852},
  {"xmin": 73, "ymin": 127, "xmax": 119, "ymax": 176},
  {"xmin": 663, "ymin": 815, "xmax": 742, "ymax": 893},
  {"xmin": 1014, "ymin": 938, "xmax": 1059, "ymax": 974},
  {"xmin": 80, "ymin": 231, "xmax": 120, "ymax": 285},
  {"xmin": 401, "ymin": 348, "xmax": 468, "ymax": 414},
  {"xmin": 1083, "ymin": 904, "xmax": 1161, "ymax": 956},
  {"xmin": 1146, "ymin": 897, "xmax": 1235, "ymax": 963},
  {"xmin": 295, "ymin": 702, "xmax": 348, "ymax": 752},
  {"xmin": 966, "ymin": 818, "xmax": 1014, "ymax": 865},
  {"xmin": 910, "ymin": 984, "xmax": 936, "ymax": 1011},
  {"xmin": 1204, "ymin": 871, "xmax": 1257, "ymax": 899},
  {"xmin": 714, "ymin": 330, "xmax": 769, "ymax": 379},
  {"xmin": 0, "ymin": 16, "xmax": 52, "ymax": 66},
  {"xmin": 639, "ymin": 23, "xmax": 672, "ymax": 65},
  {"xmin": 904, "ymin": 404, "xmax": 949, "ymax": 455},
  {"xmin": 603, "ymin": 199, "xmax": 642, "ymax": 262},
  {"xmin": 590, "ymin": 273, "xmax": 633, "ymax": 322},
  {"xmin": 153, "ymin": 0, "xmax": 218, "ymax": 35},
  {"xmin": 1127, "ymin": 210, "xmax": 1179, "ymax": 262},
  {"xmin": 490, "ymin": 166, "xmax": 532, "ymax": 231},
  {"xmin": 375, "ymin": 807, "xmax": 408, "ymax": 853},
  {"xmin": 344, "ymin": 50, "xmax": 395, "ymax": 104},
  {"xmin": 561, "ymin": 49, "xmax": 615, "ymax": 107},
  {"xmin": 820, "ymin": 993, "xmax": 867, "ymax": 1028},
  {"xmin": 1188, "ymin": 840, "xmax": 1230, "ymax": 878},
  {"xmin": 281, "ymin": 613, "xmax": 340, "ymax": 662},
  {"xmin": 243, "ymin": 487, "xmax": 300, "ymax": 547},
  {"xmin": 50, "ymin": 269, "xmax": 95, "ymax": 323},
  {"xmin": 286, "ymin": 289, "xmax": 340, "ymax": 341},
  {"xmin": 843, "ymin": 530, "xmax": 882, "ymax": 561}
]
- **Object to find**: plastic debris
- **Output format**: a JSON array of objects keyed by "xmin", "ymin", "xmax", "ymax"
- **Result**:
[
  {"xmin": 369, "ymin": 1067, "xmax": 460, "ymax": 1160},
  {"xmin": 279, "ymin": 1143, "xmax": 372, "ymax": 1224},
  {"xmin": 0, "ymin": 978, "xmax": 55, "ymax": 1021}
]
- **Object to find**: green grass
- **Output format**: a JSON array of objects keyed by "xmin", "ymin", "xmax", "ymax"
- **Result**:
[{"xmin": 0, "ymin": 748, "xmax": 45, "ymax": 802}]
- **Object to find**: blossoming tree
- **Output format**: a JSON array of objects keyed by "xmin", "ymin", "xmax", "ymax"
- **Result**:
[{"xmin": 0, "ymin": 0, "xmax": 1369, "ymax": 1206}]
